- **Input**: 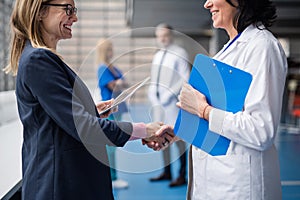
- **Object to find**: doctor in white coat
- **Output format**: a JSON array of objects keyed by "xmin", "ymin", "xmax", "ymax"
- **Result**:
[
  {"xmin": 153, "ymin": 0, "xmax": 287, "ymax": 199},
  {"xmin": 148, "ymin": 23, "xmax": 190, "ymax": 187}
]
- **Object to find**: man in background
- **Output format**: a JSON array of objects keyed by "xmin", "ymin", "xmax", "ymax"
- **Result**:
[{"xmin": 148, "ymin": 23, "xmax": 190, "ymax": 187}]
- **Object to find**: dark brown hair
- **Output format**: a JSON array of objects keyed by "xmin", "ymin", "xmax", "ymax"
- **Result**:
[{"xmin": 226, "ymin": 0, "xmax": 277, "ymax": 33}]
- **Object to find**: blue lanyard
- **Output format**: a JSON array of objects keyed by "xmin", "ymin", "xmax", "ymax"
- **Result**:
[{"xmin": 222, "ymin": 32, "xmax": 241, "ymax": 53}]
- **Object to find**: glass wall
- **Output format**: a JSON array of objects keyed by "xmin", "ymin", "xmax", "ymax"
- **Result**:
[{"xmin": 0, "ymin": 0, "xmax": 15, "ymax": 92}]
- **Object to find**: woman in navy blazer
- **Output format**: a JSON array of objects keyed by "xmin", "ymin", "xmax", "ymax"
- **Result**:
[{"xmin": 4, "ymin": 0, "xmax": 170, "ymax": 199}]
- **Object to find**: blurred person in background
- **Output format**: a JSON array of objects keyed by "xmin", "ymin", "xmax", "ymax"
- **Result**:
[
  {"xmin": 96, "ymin": 38, "xmax": 129, "ymax": 189},
  {"xmin": 148, "ymin": 23, "xmax": 190, "ymax": 187}
]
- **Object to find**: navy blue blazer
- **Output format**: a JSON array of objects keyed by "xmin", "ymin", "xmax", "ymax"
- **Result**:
[{"xmin": 16, "ymin": 41, "xmax": 132, "ymax": 200}]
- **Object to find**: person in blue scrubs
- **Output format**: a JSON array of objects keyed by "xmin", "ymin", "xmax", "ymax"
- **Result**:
[{"xmin": 96, "ymin": 38, "xmax": 129, "ymax": 189}]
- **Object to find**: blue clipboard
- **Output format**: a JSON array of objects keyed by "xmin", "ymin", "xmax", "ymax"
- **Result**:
[{"xmin": 174, "ymin": 54, "xmax": 252, "ymax": 156}]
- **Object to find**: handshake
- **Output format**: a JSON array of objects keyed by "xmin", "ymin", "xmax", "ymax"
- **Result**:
[
  {"xmin": 97, "ymin": 100, "xmax": 178, "ymax": 151},
  {"xmin": 142, "ymin": 122, "xmax": 178, "ymax": 151}
]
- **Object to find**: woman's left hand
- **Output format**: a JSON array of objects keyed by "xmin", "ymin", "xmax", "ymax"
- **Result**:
[
  {"xmin": 176, "ymin": 83, "xmax": 210, "ymax": 118},
  {"xmin": 96, "ymin": 99, "xmax": 117, "ymax": 118}
]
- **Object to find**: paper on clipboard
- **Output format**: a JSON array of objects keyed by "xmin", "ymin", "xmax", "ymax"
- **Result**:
[{"xmin": 99, "ymin": 77, "xmax": 150, "ymax": 115}]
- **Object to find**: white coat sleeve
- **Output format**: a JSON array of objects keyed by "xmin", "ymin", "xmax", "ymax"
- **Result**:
[{"xmin": 209, "ymin": 38, "xmax": 287, "ymax": 151}]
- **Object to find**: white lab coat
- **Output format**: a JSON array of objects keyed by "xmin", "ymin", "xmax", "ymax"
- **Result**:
[
  {"xmin": 148, "ymin": 43, "xmax": 190, "ymax": 124},
  {"xmin": 187, "ymin": 24, "xmax": 287, "ymax": 200}
]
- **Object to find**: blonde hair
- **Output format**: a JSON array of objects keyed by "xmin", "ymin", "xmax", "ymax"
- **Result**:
[
  {"xmin": 4, "ymin": 0, "xmax": 52, "ymax": 76},
  {"xmin": 96, "ymin": 38, "xmax": 113, "ymax": 66}
]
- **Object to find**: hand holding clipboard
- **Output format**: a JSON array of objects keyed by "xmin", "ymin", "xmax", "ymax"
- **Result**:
[{"xmin": 174, "ymin": 54, "xmax": 252, "ymax": 156}]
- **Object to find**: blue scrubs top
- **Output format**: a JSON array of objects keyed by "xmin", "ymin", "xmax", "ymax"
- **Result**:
[{"xmin": 97, "ymin": 64, "xmax": 128, "ymax": 114}]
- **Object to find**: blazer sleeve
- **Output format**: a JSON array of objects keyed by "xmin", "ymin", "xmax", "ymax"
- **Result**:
[{"xmin": 24, "ymin": 48, "xmax": 132, "ymax": 147}]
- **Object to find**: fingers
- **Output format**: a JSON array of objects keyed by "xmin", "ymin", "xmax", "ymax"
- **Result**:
[
  {"xmin": 181, "ymin": 83, "xmax": 192, "ymax": 96},
  {"xmin": 142, "ymin": 139, "xmax": 160, "ymax": 150},
  {"xmin": 96, "ymin": 99, "xmax": 113, "ymax": 111},
  {"xmin": 143, "ymin": 125, "xmax": 176, "ymax": 151},
  {"xmin": 176, "ymin": 101, "xmax": 181, "ymax": 108},
  {"xmin": 97, "ymin": 99, "xmax": 113, "ymax": 106},
  {"xmin": 155, "ymin": 125, "xmax": 174, "ymax": 137},
  {"xmin": 159, "ymin": 132, "xmax": 177, "ymax": 150},
  {"xmin": 183, "ymin": 83, "xmax": 198, "ymax": 93},
  {"xmin": 96, "ymin": 103, "xmax": 106, "ymax": 111},
  {"xmin": 145, "ymin": 121, "xmax": 164, "ymax": 138},
  {"xmin": 182, "ymin": 83, "xmax": 202, "ymax": 98},
  {"xmin": 141, "ymin": 139, "xmax": 147, "ymax": 145},
  {"xmin": 97, "ymin": 99, "xmax": 118, "ymax": 118},
  {"xmin": 183, "ymin": 82, "xmax": 191, "ymax": 89},
  {"xmin": 161, "ymin": 138, "xmax": 170, "ymax": 148},
  {"xmin": 142, "ymin": 135, "xmax": 163, "ymax": 150},
  {"xmin": 163, "ymin": 133, "xmax": 174, "ymax": 144}
]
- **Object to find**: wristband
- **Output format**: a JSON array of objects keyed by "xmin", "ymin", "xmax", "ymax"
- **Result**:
[{"xmin": 202, "ymin": 104, "xmax": 210, "ymax": 119}]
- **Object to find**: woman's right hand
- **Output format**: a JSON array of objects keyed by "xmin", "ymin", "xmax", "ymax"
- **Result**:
[
  {"xmin": 176, "ymin": 83, "xmax": 212, "ymax": 119},
  {"xmin": 143, "ymin": 124, "xmax": 178, "ymax": 151}
]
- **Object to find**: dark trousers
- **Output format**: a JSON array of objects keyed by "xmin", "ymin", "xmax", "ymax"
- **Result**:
[{"xmin": 163, "ymin": 140, "xmax": 187, "ymax": 178}]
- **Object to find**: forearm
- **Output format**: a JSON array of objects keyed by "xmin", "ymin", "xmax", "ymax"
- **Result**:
[{"xmin": 208, "ymin": 108, "xmax": 276, "ymax": 151}]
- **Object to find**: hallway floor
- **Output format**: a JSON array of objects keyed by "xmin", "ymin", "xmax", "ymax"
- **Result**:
[{"xmin": 112, "ymin": 104, "xmax": 300, "ymax": 200}]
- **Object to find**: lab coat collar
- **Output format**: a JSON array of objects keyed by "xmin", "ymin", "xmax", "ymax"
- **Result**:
[
  {"xmin": 236, "ymin": 24, "xmax": 265, "ymax": 43},
  {"xmin": 215, "ymin": 24, "xmax": 265, "ymax": 58}
]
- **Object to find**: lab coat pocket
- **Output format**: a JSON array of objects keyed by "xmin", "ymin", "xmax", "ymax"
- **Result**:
[{"xmin": 206, "ymin": 154, "xmax": 251, "ymax": 200}]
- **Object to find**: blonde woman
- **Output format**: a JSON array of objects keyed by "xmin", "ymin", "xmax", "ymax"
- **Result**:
[{"xmin": 4, "ymin": 0, "xmax": 168, "ymax": 199}]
